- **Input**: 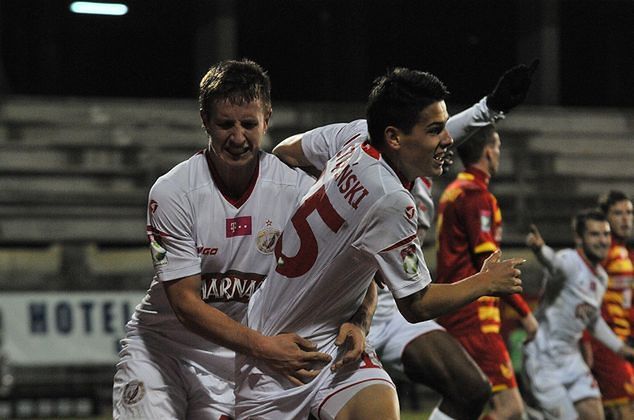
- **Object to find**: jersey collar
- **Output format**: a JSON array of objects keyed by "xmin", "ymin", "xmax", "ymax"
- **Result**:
[{"xmin": 205, "ymin": 149, "xmax": 260, "ymax": 208}]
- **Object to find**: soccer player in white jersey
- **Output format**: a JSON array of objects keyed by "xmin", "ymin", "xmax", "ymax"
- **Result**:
[
  {"xmin": 273, "ymin": 62, "xmax": 538, "ymax": 420},
  {"xmin": 524, "ymin": 210, "xmax": 634, "ymax": 419},
  {"xmin": 234, "ymin": 67, "xmax": 526, "ymax": 420},
  {"xmin": 112, "ymin": 59, "xmax": 373, "ymax": 419}
]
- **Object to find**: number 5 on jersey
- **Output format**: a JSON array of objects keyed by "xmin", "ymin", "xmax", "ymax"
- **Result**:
[{"xmin": 275, "ymin": 186, "xmax": 345, "ymax": 278}]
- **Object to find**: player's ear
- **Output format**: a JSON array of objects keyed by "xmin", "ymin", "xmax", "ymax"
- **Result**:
[{"xmin": 385, "ymin": 126, "xmax": 401, "ymax": 150}]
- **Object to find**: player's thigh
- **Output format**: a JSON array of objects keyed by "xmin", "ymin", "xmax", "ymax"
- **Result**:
[
  {"xmin": 313, "ymin": 351, "xmax": 396, "ymax": 420},
  {"xmin": 113, "ymin": 352, "xmax": 187, "ymax": 419},
  {"xmin": 402, "ymin": 330, "xmax": 490, "ymax": 392},
  {"xmin": 334, "ymin": 383, "xmax": 399, "ymax": 420},
  {"xmin": 575, "ymin": 397, "xmax": 605, "ymax": 420}
]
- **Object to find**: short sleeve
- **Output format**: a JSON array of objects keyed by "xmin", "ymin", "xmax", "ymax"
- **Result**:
[
  {"xmin": 356, "ymin": 191, "xmax": 431, "ymax": 299},
  {"xmin": 146, "ymin": 177, "xmax": 201, "ymax": 281},
  {"xmin": 301, "ymin": 120, "xmax": 368, "ymax": 171}
]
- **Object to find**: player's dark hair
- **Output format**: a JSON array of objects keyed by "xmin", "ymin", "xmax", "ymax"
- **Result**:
[
  {"xmin": 573, "ymin": 208, "xmax": 607, "ymax": 237},
  {"xmin": 597, "ymin": 190, "xmax": 631, "ymax": 214},
  {"xmin": 366, "ymin": 68, "xmax": 449, "ymax": 148},
  {"xmin": 457, "ymin": 124, "xmax": 497, "ymax": 167},
  {"xmin": 199, "ymin": 59, "xmax": 272, "ymax": 125}
]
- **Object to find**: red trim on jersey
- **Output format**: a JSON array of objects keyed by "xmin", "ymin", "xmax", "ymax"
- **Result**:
[
  {"xmin": 204, "ymin": 149, "xmax": 260, "ymax": 208},
  {"xmin": 420, "ymin": 176, "xmax": 432, "ymax": 189},
  {"xmin": 342, "ymin": 133, "xmax": 362, "ymax": 148},
  {"xmin": 380, "ymin": 234, "xmax": 417, "ymax": 252},
  {"xmin": 146, "ymin": 225, "xmax": 170, "ymax": 238},
  {"xmin": 577, "ymin": 248, "xmax": 602, "ymax": 277},
  {"xmin": 317, "ymin": 378, "xmax": 395, "ymax": 420},
  {"xmin": 361, "ymin": 141, "xmax": 380, "ymax": 160}
]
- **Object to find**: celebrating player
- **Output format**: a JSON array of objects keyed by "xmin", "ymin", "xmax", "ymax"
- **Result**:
[
  {"xmin": 524, "ymin": 211, "xmax": 634, "ymax": 419},
  {"xmin": 234, "ymin": 67, "xmax": 525, "ymax": 419}
]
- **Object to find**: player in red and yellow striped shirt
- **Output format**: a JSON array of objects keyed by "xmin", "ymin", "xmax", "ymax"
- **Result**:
[{"xmin": 436, "ymin": 125, "xmax": 538, "ymax": 419}]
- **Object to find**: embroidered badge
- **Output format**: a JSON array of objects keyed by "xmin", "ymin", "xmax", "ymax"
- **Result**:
[
  {"xmin": 400, "ymin": 244, "xmax": 419, "ymax": 275},
  {"xmin": 256, "ymin": 226, "xmax": 281, "ymax": 255},
  {"xmin": 122, "ymin": 380, "xmax": 146, "ymax": 405},
  {"xmin": 480, "ymin": 210, "xmax": 491, "ymax": 232}
]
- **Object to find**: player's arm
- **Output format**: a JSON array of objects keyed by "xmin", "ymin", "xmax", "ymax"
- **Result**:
[
  {"xmin": 273, "ymin": 134, "xmax": 316, "ymax": 168},
  {"xmin": 164, "ymin": 275, "xmax": 331, "ymax": 385},
  {"xmin": 396, "ymin": 250, "xmax": 524, "ymax": 323},
  {"xmin": 447, "ymin": 60, "xmax": 539, "ymax": 150},
  {"xmin": 588, "ymin": 311, "xmax": 634, "ymax": 362},
  {"xmin": 331, "ymin": 281, "xmax": 378, "ymax": 371},
  {"xmin": 526, "ymin": 223, "xmax": 556, "ymax": 272}
]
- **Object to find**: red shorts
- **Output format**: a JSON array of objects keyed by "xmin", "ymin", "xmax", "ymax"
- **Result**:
[
  {"xmin": 455, "ymin": 332, "xmax": 517, "ymax": 392},
  {"xmin": 590, "ymin": 337, "xmax": 634, "ymax": 404}
]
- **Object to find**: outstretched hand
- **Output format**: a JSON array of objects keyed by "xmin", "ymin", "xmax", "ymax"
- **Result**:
[
  {"xmin": 331, "ymin": 322, "xmax": 366, "ymax": 372},
  {"xmin": 526, "ymin": 224, "xmax": 545, "ymax": 252},
  {"xmin": 480, "ymin": 250, "xmax": 525, "ymax": 296},
  {"xmin": 256, "ymin": 333, "xmax": 332, "ymax": 386},
  {"xmin": 487, "ymin": 59, "xmax": 539, "ymax": 113}
]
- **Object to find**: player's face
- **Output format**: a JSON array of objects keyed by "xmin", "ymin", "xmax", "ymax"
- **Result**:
[
  {"xmin": 397, "ymin": 100, "xmax": 453, "ymax": 179},
  {"xmin": 205, "ymin": 99, "xmax": 269, "ymax": 169},
  {"xmin": 486, "ymin": 133, "xmax": 501, "ymax": 176},
  {"xmin": 581, "ymin": 219, "xmax": 611, "ymax": 262},
  {"xmin": 606, "ymin": 199, "xmax": 633, "ymax": 240}
]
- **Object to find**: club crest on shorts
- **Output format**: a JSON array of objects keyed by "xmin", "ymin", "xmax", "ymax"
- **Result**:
[
  {"xmin": 400, "ymin": 244, "xmax": 419, "ymax": 275},
  {"xmin": 122, "ymin": 380, "xmax": 145, "ymax": 405},
  {"xmin": 256, "ymin": 224, "xmax": 281, "ymax": 255}
]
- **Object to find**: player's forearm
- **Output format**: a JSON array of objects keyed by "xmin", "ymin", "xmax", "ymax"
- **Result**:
[
  {"xmin": 348, "ymin": 281, "xmax": 377, "ymax": 335},
  {"xmin": 397, "ymin": 273, "xmax": 492, "ymax": 322},
  {"xmin": 447, "ymin": 97, "xmax": 504, "ymax": 148},
  {"xmin": 272, "ymin": 134, "xmax": 313, "ymax": 167},
  {"xmin": 170, "ymin": 295, "xmax": 266, "ymax": 357}
]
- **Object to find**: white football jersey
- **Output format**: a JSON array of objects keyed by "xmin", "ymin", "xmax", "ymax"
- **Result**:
[
  {"xmin": 528, "ymin": 248, "xmax": 608, "ymax": 357},
  {"xmin": 124, "ymin": 150, "xmax": 314, "ymax": 379},
  {"xmin": 248, "ymin": 122, "xmax": 431, "ymax": 350}
]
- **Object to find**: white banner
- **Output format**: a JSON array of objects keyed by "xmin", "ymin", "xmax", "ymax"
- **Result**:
[{"xmin": 0, "ymin": 291, "xmax": 144, "ymax": 366}]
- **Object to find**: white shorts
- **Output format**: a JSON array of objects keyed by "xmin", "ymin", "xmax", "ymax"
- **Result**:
[
  {"xmin": 113, "ymin": 335, "xmax": 234, "ymax": 420},
  {"xmin": 234, "ymin": 349, "xmax": 395, "ymax": 420},
  {"xmin": 368, "ymin": 310, "xmax": 443, "ymax": 374},
  {"xmin": 524, "ymin": 343, "xmax": 600, "ymax": 420}
]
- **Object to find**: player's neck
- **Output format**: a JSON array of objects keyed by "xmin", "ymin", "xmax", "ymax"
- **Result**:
[{"xmin": 206, "ymin": 150, "xmax": 259, "ymax": 199}]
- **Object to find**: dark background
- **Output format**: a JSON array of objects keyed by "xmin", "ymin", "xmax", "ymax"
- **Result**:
[{"xmin": 1, "ymin": 0, "xmax": 632, "ymax": 106}]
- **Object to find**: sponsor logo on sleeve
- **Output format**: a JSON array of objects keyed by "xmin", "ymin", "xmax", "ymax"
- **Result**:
[
  {"xmin": 480, "ymin": 210, "xmax": 491, "ymax": 232},
  {"xmin": 400, "ymin": 244, "xmax": 419, "ymax": 275},
  {"xmin": 226, "ymin": 216, "xmax": 252, "ymax": 238},
  {"xmin": 405, "ymin": 205, "xmax": 416, "ymax": 220},
  {"xmin": 149, "ymin": 238, "xmax": 168, "ymax": 267}
]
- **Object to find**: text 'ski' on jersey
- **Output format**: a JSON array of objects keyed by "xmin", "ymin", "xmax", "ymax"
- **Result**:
[
  {"xmin": 532, "ymin": 249, "xmax": 608, "ymax": 358},
  {"xmin": 247, "ymin": 120, "xmax": 431, "ymax": 351},
  {"xmin": 129, "ymin": 151, "xmax": 314, "ymax": 355},
  {"xmin": 601, "ymin": 238, "xmax": 634, "ymax": 339}
]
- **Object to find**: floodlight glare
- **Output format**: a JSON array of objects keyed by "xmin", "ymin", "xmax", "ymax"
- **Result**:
[{"xmin": 70, "ymin": 2, "xmax": 128, "ymax": 16}]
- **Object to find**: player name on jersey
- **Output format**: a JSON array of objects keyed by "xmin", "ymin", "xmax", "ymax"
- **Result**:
[{"xmin": 331, "ymin": 145, "xmax": 369, "ymax": 210}]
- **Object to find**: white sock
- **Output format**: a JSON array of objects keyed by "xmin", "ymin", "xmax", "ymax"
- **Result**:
[{"xmin": 428, "ymin": 406, "xmax": 454, "ymax": 420}]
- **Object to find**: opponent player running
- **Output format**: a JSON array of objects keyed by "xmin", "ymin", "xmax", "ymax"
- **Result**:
[
  {"xmin": 234, "ymin": 67, "xmax": 524, "ymax": 419},
  {"xmin": 524, "ymin": 211, "xmax": 634, "ymax": 419},
  {"xmin": 436, "ymin": 123, "xmax": 538, "ymax": 419}
]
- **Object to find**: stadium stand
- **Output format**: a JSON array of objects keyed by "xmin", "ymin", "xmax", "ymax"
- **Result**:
[{"xmin": 0, "ymin": 96, "xmax": 632, "ymax": 416}]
